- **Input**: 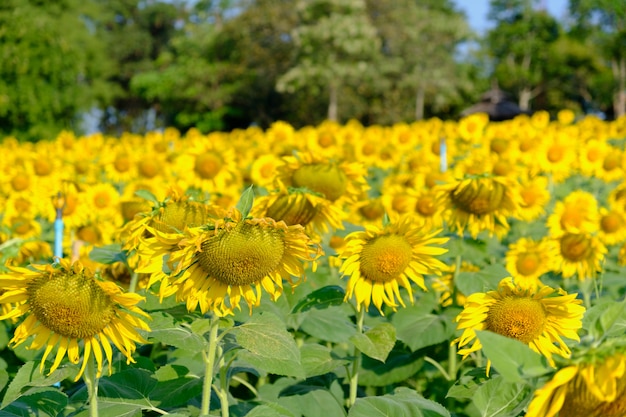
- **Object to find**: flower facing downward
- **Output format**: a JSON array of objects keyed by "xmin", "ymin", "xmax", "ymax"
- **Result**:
[
  {"xmin": 338, "ymin": 215, "xmax": 448, "ymax": 314},
  {"xmin": 454, "ymin": 278, "xmax": 584, "ymax": 374},
  {"xmin": 0, "ymin": 259, "xmax": 150, "ymax": 381}
]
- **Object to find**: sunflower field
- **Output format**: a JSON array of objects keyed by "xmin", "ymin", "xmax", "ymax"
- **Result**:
[{"xmin": 1, "ymin": 110, "xmax": 626, "ymax": 417}]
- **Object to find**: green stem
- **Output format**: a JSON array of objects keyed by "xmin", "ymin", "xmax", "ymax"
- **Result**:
[
  {"xmin": 217, "ymin": 344, "xmax": 229, "ymax": 417},
  {"xmin": 348, "ymin": 308, "xmax": 365, "ymax": 408},
  {"xmin": 448, "ymin": 342, "xmax": 457, "ymax": 381},
  {"xmin": 83, "ymin": 355, "xmax": 99, "ymax": 417},
  {"xmin": 201, "ymin": 317, "xmax": 220, "ymax": 416},
  {"xmin": 580, "ymin": 277, "xmax": 593, "ymax": 309},
  {"xmin": 128, "ymin": 271, "xmax": 139, "ymax": 294},
  {"xmin": 424, "ymin": 356, "xmax": 450, "ymax": 381}
]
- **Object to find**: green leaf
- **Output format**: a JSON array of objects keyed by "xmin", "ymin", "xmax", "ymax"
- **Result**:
[
  {"xmin": 237, "ymin": 185, "xmax": 255, "ymax": 218},
  {"xmin": 70, "ymin": 403, "xmax": 142, "ymax": 417},
  {"xmin": 0, "ymin": 369, "xmax": 9, "ymax": 393},
  {"xmin": 245, "ymin": 403, "xmax": 297, "ymax": 417},
  {"xmin": 234, "ymin": 312, "xmax": 304, "ymax": 378},
  {"xmin": 300, "ymin": 344, "xmax": 349, "ymax": 378},
  {"xmin": 96, "ymin": 369, "xmax": 158, "ymax": 408},
  {"xmin": 291, "ymin": 286, "xmax": 346, "ymax": 313},
  {"xmin": 456, "ymin": 264, "xmax": 509, "ymax": 295},
  {"xmin": 349, "ymin": 323, "xmax": 396, "ymax": 362},
  {"xmin": 298, "ymin": 305, "xmax": 357, "ymax": 343},
  {"xmin": 472, "ymin": 375, "xmax": 532, "ymax": 417},
  {"xmin": 277, "ymin": 385, "xmax": 347, "ymax": 417},
  {"xmin": 446, "ymin": 372, "xmax": 483, "ymax": 400},
  {"xmin": 89, "ymin": 244, "xmax": 127, "ymax": 265},
  {"xmin": 445, "ymin": 238, "xmax": 489, "ymax": 263},
  {"xmin": 348, "ymin": 387, "xmax": 450, "ymax": 417},
  {"xmin": 583, "ymin": 300, "xmax": 626, "ymax": 340},
  {"xmin": 134, "ymin": 189, "xmax": 160, "ymax": 207},
  {"xmin": 1, "ymin": 361, "xmax": 74, "ymax": 408},
  {"xmin": 359, "ymin": 348, "xmax": 424, "ymax": 387},
  {"xmin": 476, "ymin": 331, "xmax": 551, "ymax": 383},
  {"xmin": 151, "ymin": 376, "xmax": 203, "ymax": 408},
  {"xmin": 1, "ymin": 387, "xmax": 68, "ymax": 417},
  {"xmin": 393, "ymin": 306, "xmax": 454, "ymax": 352},
  {"xmin": 146, "ymin": 313, "xmax": 206, "ymax": 352}
]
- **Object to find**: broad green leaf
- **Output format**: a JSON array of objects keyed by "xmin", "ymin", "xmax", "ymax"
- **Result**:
[
  {"xmin": 446, "ymin": 373, "xmax": 483, "ymax": 400},
  {"xmin": 583, "ymin": 300, "xmax": 626, "ymax": 340},
  {"xmin": 0, "ymin": 369, "xmax": 9, "ymax": 393},
  {"xmin": 151, "ymin": 376, "xmax": 203, "ymax": 408},
  {"xmin": 359, "ymin": 348, "xmax": 424, "ymax": 387},
  {"xmin": 393, "ymin": 307, "xmax": 453, "ymax": 352},
  {"xmin": 300, "ymin": 344, "xmax": 349, "ymax": 378},
  {"xmin": 298, "ymin": 305, "xmax": 357, "ymax": 343},
  {"xmin": 1, "ymin": 361, "xmax": 74, "ymax": 408},
  {"xmin": 291, "ymin": 286, "xmax": 346, "ymax": 313},
  {"xmin": 70, "ymin": 403, "xmax": 142, "ymax": 417},
  {"xmin": 154, "ymin": 364, "xmax": 189, "ymax": 381},
  {"xmin": 472, "ymin": 375, "xmax": 532, "ymax": 417},
  {"xmin": 234, "ymin": 312, "xmax": 304, "ymax": 378},
  {"xmin": 277, "ymin": 385, "xmax": 347, "ymax": 417},
  {"xmin": 134, "ymin": 189, "xmax": 160, "ymax": 207},
  {"xmin": 348, "ymin": 387, "xmax": 450, "ymax": 417},
  {"xmin": 245, "ymin": 403, "xmax": 297, "ymax": 417},
  {"xmin": 278, "ymin": 373, "xmax": 337, "ymax": 396},
  {"xmin": 456, "ymin": 264, "xmax": 509, "ymax": 295},
  {"xmin": 476, "ymin": 331, "xmax": 551, "ymax": 383},
  {"xmin": 349, "ymin": 323, "xmax": 396, "ymax": 362},
  {"xmin": 445, "ymin": 238, "xmax": 489, "ymax": 263},
  {"xmin": 146, "ymin": 313, "xmax": 206, "ymax": 352},
  {"xmin": 237, "ymin": 185, "xmax": 255, "ymax": 218},
  {"xmin": 1, "ymin": 387, "xmax": 67, "ymax": 417},
  {"xmin": 89, "ymin": 243, "xmax": 127, "ymax": 265}
]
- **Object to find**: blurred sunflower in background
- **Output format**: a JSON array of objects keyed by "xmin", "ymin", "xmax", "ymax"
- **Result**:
[
  {"xmin": 505, "ymin": 237, "xmax": 555, "ymax": 288},
  {"xmin": 454, "ymin": 277, "xmax": 584, "ymax": 374},
  {"xmin": 337, "ymin": 215, "xmax": 448, "ymax": 315},
  {"xmin": 551, "ymin": 232, "xmax": 606, "ymax": 280},
  {"xmin": 437, "ymin": 174, "xmax": 521, "ymax": 239},
  {"xmin": 0, "ymin": 258, "xmax": 149, "ymax": 381},
  {"xmin": 597, "ymin": 206, "xmax": 626, "ymax": 246},
  {"xmin": 517, "ymin": 175, "xmax": 551, "ymax": 222},
  {"xmin": 547, "ymin": 190, "xmax": 599, "ymax": 236}
]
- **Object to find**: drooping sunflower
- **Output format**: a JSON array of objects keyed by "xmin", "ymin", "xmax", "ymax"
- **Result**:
[
  {"xmin": 526, "ymin": 352, "xmax": 626, "ymax": 417},
  {"xmin": 0, "ymin": 258, "xmax": 150, "ymax": 381},
  {"xmin": 551, "ymin": 232, "xmax": 607, "ymax": 280},
  {"xmin": 505, "ymin": 237, "xmax": 556, "ymax": 288},
  {"xmin": 337, "ymin": 215, "xmax": 449, "ymax": 315},
  {"xmin": 547, "ymin": 190, "xmax": 599, "ymax": 236},
  {"xmin": 145, "ymin": 207, "xmax": 322, "ymax": 317},
  {"xmin": 454, "ymin": 277, "xmax": 585, "ymax": 373},
  {"xmin": 436, "ymin": 174, "xmax": 521, "ymax": 239}
]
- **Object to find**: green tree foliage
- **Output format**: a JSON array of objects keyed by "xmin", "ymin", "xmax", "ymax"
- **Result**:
[
  {"xmin": 276, "ymin": 0, "xmax": 381, "ymax": 122},
  {"xmin": 569, "ymin": 0, "xmax": 626, "ymax": 117},
  {"xmin": 485, "ymin": 0, "xmax": 560, "ymax": 111},
  {"xmin": 0, "ymin": 0, "xmax": 109, "ymax": 141}
]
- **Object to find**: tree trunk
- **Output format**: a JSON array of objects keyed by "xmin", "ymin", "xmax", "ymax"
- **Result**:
[
  {"xmin": 415, "ymin": 86, "xmax": 425, "ymax": 120},
  {"xmin": 612, "ymin": 57, "xmax": 626, "ymax": 118},
  {"xmin": 519, "ymin": 87, "xmax": 532, "ymax": 112},
  {"xmin": 328, "ymin": 82, "xmax": 338, "ymax": 122}
]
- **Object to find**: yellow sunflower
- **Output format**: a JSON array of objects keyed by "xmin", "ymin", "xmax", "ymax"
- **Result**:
[
  {"xmin": 551, "ymin": 232, "xmax": 607, "ymax": 280},
  {"xmin": 436, "ymin": 174, "xmax": 521, "ymax": 239},
  {"xmin": 143, "ymin": 207, "xmax": 322, "ymax": 317},
  {"xmin": 517, "ymin": 175, "xmax": 551, "ymax": 222},
  {"xmin": 505, "ymin": 237, "xmax": 556, "ymax": 288},
  {"xmin": 249, "ymin": 153, "xmax": 284, "ymax": 189},
  {"xmin": 597, "ymin": 207, "xmax": 626, "ymax": 246},
  {"xmin": 337, "ymin": 215, "xmax": 449, "ymax": 315},
  {"xmin": 526, "ymin": 353, "xmax": 626, "ymax": 417},
  {"xmin": 0, "ymin": 258, "xmax": 150, "ymax": 381},
  {"xmin": 454, "ymin": 277, "xmax": 585, "ymax": 373},
  {"xmin": 535, "ymin": 131, "xmax": 578, "ymax": 183},
  {"xmin": 547, "ymin": 190, "xmax": 599, "ymax": 236}
]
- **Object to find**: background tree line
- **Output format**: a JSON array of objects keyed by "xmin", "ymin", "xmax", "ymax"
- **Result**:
[{"xmin": 0, "ymin": 0, "xmax": 624, "ymax": 141}]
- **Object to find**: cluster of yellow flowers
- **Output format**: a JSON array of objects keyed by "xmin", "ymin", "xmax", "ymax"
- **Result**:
[{"xmin": 1, "ymin": 110, "xmax": 626, "ymax": 415}]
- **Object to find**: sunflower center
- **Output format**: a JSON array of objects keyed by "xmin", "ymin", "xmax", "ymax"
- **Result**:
[
  {"xmin": 486, "ymin": 296, "xmax": 546, "ymax": 343},
  {"xmin": 547, "ymin": 145, "xmax": 564, "ymax": 163},
  {"xmin": 318, "ymin": 134, "xmax": 334, "ymax": 148},
  {"xmin": 359, "ymin": 200, "xmax": 384, "ymax": 220},
  {"xmin": 75, "ymin": 160, "xmax": 90, "ymax": 174},
  {"xmin": 519, "ymin": 139, "xmax": 534, "ymax": 152},
  {"xmin": 94, "ymin": 191, "xmax": 111, "ymax": 209},
  {"xmin": 77, "ymin": 225, "xmax": 101, "ymax": 244},
  {"xmin": 12, "ymin": 217, "xmax": 32, "ymax": 235},
  {"xmin": 516, "ymin": 253, "xmax": 540, "ymax": 276},
  {"xmin": 121, "ymin": 200, "xmax": 151, "ymax": 222},
  {"xmin": 197, "ymin": 222, "xmax": 286, "ymax": 286},
  {"xmin": 451, "ymin": 181, "xmax": 505, "ymax": 215},
  {"xmin": 14, "ymin": 197, "xmax": 31, "ymax": 212},
  {"xmin": 560, "ymin": 233, "xmax": 592, "ymax": 261},
  {"xmin": 138, "ymin": 159, "xmax": 159, "ymax": 178},
  {"xmin": 291, "ymin": 164, "xmax": 347, "ymax": 202},
  {"xmin": 34, "ymin": 159, "xmax": 53, "ymax": 176},
  {"xmin": 114, "ymin": 155, "xmax": 131, "ymax": 173},
  {"xmin": 603, "ymin": 153, "xmax": 621, "ymax": 171},
  {"xmin": 259, "ymin": 162, "xmax": 275, "ymax": 179},
  {"xmin": 11, "ymin": 174, "xmax": 30, "ymax": 191},
  {"xmin": 195, "ymin": 152, "xmax": 222, "ymax": 179},
  {"xmin": 490, "ymin": 139, "xmax": 508, "ymax": 155},
  {"xmin": 266, "ymin": 194, "xmax": 318, "ymax": 227},
  {"xmin": 601, "ymin": 212, "xmax": 623, "ymax": 233},
  {"xmin": 416, "ymin": 195, "xmax": 437, "ymax": 216},
  {"xmin": 520, "ymin": 188, "xmax": 539, "ymax": 206},
  {"xmin": 560, "ymin": 207, "xmax": 583, "ymax": 229},
  {"xmin": 152, "ymin": 201, "xmax": 210, "ymax": 233},
  {"xmin": 587, "ymin": 148, "xmax": 602, "ymax": 162},
  {"xmin": 27, "ymin": 271, "xmax": 116, "ymax": 339},
  {"xmin": 561, "ymin": 373, "xmax": 626, "ymax": 417},
  {"xmin": 359, "ymin": 234, "xmax": 413, "ymax": 283},
  {"xmin": 492, "ymin": 160, "xmax": 511, "ymax": 177}
]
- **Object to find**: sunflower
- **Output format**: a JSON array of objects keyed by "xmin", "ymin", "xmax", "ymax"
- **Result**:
[
  {"xmin": 144, "ymin": 207, "xmax": 322, "ymax": 316},
  {"xmin": 547, "ymin": 190, "xmax": 599, "ymax": 236},
  {"xmin": 535, "ymin": 131, "xmax": 578, "ymax": 183},
  {"xmin": 551, "ymin": 232, "xmax": 606, "ymax": 280},
  {"xmin": 436, "ymin": 174, "xmax": 521, "ymax": 239},
  {"xmin": 337, "ymin": 215, "xmax": 449, "ymax": 315},
  {"xmin": 505, "ymin": 237, "xmax": 555, "ymax": 288},
  {"xmin": 0, "ymin": 258, "xmax": 150, "ymax": 381},
  {"xmin": 597, "ymin": 207, "xmax": 626, "ymax": 246},
  {"xmin": 249, "ymin": 153, "xmax": 284, "ymax": 189},
  {"xmin": 454, "ymin": 277, "xmax": 585, "ymax": 373},
  {"xmin": 517, "ymin": 175, "xmax": 551, "ymax": 222},
  {"xmin": 526, "ymin": 353, "xmax": 626, "ymax": 417}
]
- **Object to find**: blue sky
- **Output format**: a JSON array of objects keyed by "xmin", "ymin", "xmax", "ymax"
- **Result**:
[{"xmin": 453, "ymin": 0, "xmax": 569, "ymax": 34}]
